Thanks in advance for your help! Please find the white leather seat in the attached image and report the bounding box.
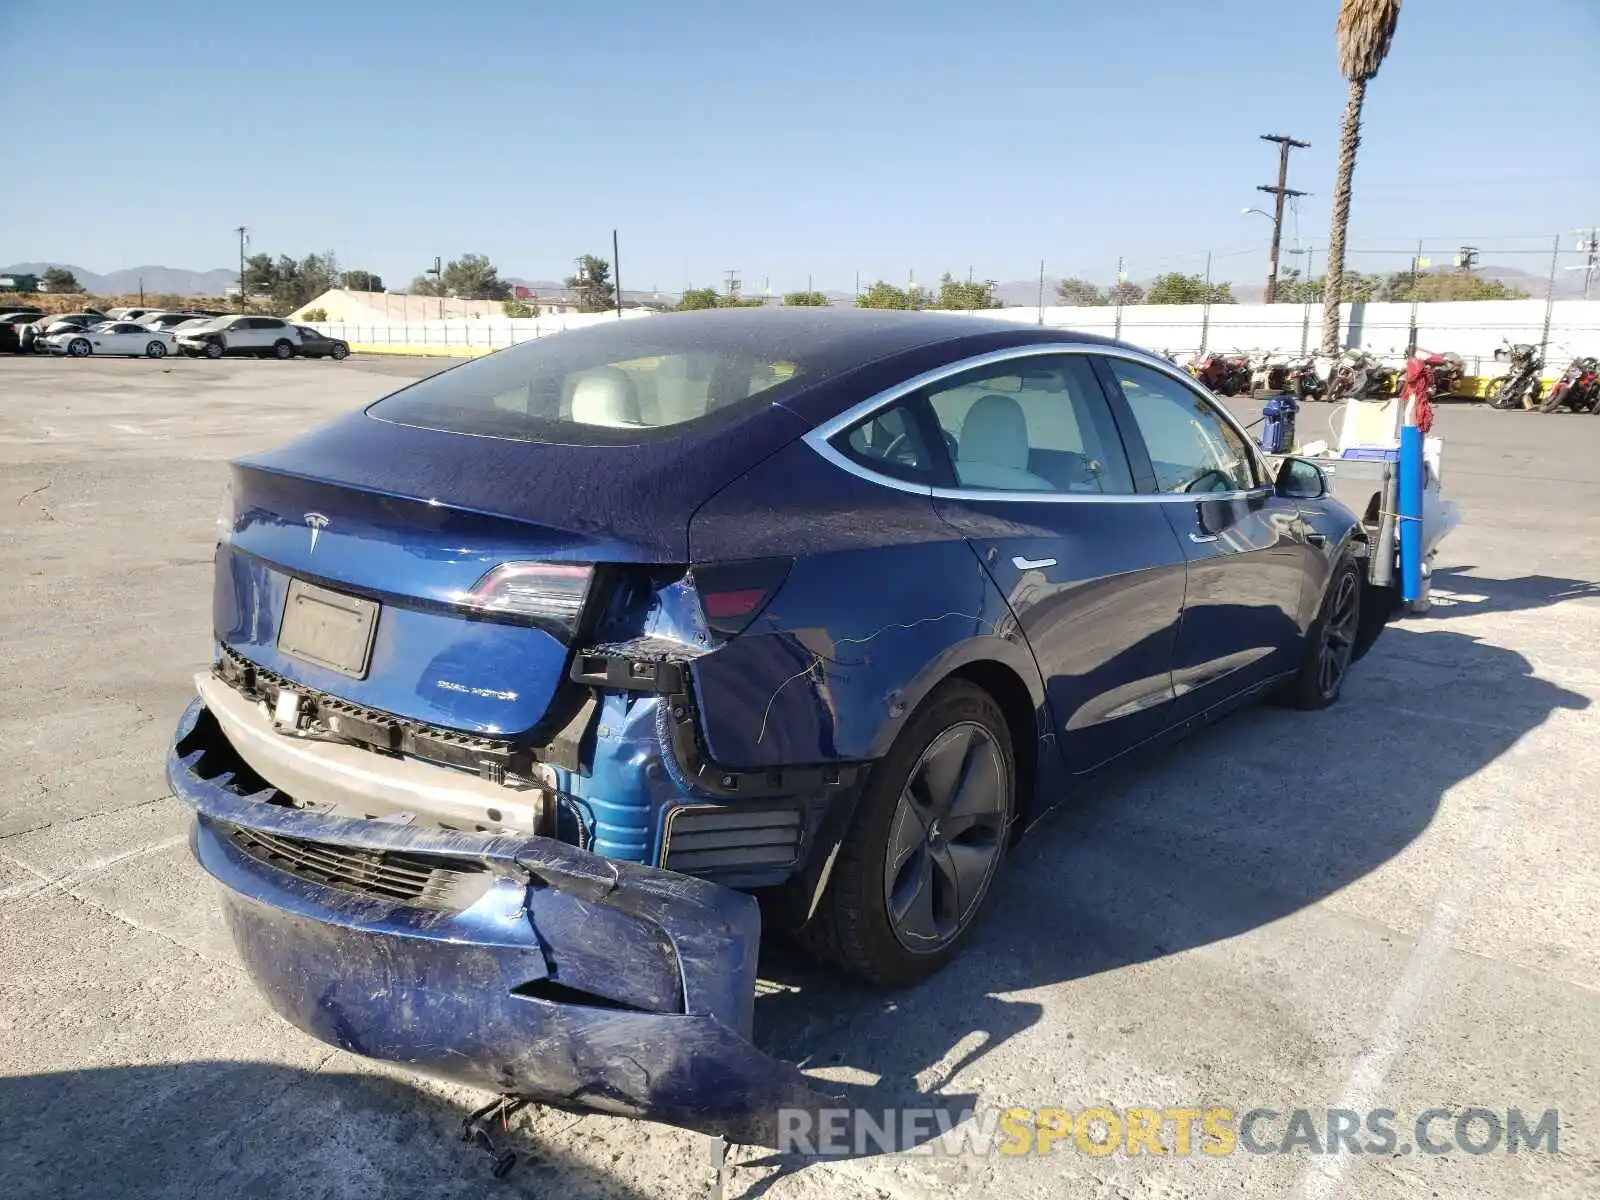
[570,368,642,427]
[957,394,1054,491]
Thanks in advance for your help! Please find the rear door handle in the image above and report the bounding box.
[1012,556,1057,570]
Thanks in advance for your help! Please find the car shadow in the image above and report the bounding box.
[1427,566,1600,616]
[0,1062,660,1200]
[739,623,1587,1189]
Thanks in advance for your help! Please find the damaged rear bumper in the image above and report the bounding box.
[167,699,833,1145]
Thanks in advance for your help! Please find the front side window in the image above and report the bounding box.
[924,354,1134,494]
[1106,359,1257,494]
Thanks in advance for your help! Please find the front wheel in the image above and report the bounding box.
[145,340,167,359]
[68,338,91,357]
[330,343,349,361]
[1281,555,1362,710]
[798,680,1014,986]
[203,340,224,359]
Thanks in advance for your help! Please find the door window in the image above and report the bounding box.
[924,355,1133,494]
[1105,360,1258,493]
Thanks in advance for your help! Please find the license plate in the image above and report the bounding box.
[277,580,379,678]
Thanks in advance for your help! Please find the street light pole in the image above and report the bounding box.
[1257,134,1309,303]
[235,226,248,311]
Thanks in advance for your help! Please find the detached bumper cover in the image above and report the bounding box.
[168,700,833,1144]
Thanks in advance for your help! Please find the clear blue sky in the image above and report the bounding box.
[1,0,1595,292]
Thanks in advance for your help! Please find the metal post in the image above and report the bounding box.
[1199,251,1213,354]
[1036,260,1045,326]
[1539,233,1561,361]
[612,230,623,318]
[1113,256,1125,341]
[1406,238,1423,356]
[1301,244,1314,354]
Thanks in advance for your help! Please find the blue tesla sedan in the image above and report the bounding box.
[169,309,1391,1144]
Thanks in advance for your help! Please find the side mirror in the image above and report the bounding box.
[1276,456,1327,500]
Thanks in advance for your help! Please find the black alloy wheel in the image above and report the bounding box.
[1282,555,1362,710]
[799,679,1014,986]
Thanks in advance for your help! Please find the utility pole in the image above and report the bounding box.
[1569,228,1599,300]
[724,269,740,301]
[612,229,622,318]
[1456,245,1480,272]
[1257,134,1309,303]
[235,226,248,311]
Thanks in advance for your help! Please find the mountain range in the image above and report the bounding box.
[2,263,240,296]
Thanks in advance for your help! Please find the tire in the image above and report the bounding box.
[1539,384,1568,414]
[1281,554,1362,711]
[330,343,348,361]
[145,340,167,359]
[798,679,1014,987]
[68,338,91,357]
[203,340,224,359]
[272,339,294,359]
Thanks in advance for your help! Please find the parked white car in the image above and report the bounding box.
[177,315,304,359]
[46,321,178,359]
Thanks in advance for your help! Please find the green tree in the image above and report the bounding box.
[933,273,1000,310]
[1144,273,1235,304]
[40,267,84,294]
[565,254,616,312]
[300,308,329,323]
[782,290,830,306]
[502,298,536,317]
[677,287,721,311]
[1108,280,1145,305]
[1322,0,1403,353]
[856,280,934,309]
[1055,277,1106,305]
[342,269,384,292]
[441,254,509,301]
[410,273,446,297]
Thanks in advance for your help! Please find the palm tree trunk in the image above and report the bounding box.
[1320,76,1367,355]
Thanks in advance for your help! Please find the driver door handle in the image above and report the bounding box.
[1012,556,1057,571]
[1189,532,1218,544]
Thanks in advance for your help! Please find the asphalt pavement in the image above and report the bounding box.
[0,353,1596,1199]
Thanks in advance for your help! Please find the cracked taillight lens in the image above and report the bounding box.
[461,561,593,636]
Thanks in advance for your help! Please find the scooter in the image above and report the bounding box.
[1329,349,1395,401]
[1489,342,1544,410]
[1415,350,1465,399]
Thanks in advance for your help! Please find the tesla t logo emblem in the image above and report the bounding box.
[303,512,330,553]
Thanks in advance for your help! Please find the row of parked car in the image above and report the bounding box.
[0,305,351,361]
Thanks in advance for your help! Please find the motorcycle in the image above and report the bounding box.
[1539,356,1600,414]
[1329,349,1396,401]
[1415,349,1465,399]
[1188,351,1252,396]
[1489,342,1544,410]
[1284,354,1328,402]
[1249,352,1293,395]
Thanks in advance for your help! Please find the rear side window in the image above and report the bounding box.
[370,327,805,443]
[837,401,940,484]
[925,354,1134,494]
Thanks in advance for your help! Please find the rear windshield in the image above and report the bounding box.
[368,321,803,443]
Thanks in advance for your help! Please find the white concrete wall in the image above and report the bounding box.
[312,300,1600,374]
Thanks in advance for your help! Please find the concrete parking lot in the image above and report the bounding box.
[1,352,1597,1199]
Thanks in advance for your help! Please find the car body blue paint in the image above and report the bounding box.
[171,311,1379,1134]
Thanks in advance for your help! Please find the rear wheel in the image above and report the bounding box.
[799,680,1014,986]
[1281,555,1362,710]
[145,340,167,359]
[273,339,294,359]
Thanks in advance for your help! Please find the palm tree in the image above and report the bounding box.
[1320,0,1403,354]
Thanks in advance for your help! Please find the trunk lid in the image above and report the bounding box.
[216,407,805,734]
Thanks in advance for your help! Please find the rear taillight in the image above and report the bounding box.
[692,557,792,637]
[460,561,594,637]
